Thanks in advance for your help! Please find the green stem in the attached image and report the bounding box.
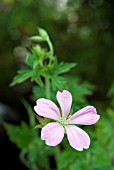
[55,146,61,167]
[20,149,39,170]
[45,78,50,99]
[47,38,54,65]
[22,99,36,128]
[19,149,30,169]
[47,38,54,56]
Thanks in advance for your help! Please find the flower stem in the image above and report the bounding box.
[46,37,54,64]
[45,78,50,99]
[47,38,54,56]
[56,145,60,157]
[20,149,40,170]
[19,149,30,169]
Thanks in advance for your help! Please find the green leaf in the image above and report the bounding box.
[30,36,45,42]
[67,77,94,104]
[54,62,76,75]
[57,150,76,170]
[4,122,34,149]
[32,86,46,99]
[32,45,45,58]
[27,138,53,170]
[32,85,56,101]
[38,28,49,39]
[31,45,47,68]
[69,161,81,170]
[22,99,36,128]
[91,142,111,168]
[28,147,50,170]
[52,76,66,90]
[40,65,52,78]
[10,70,33,86]
[25,53,34,68]
[31,72,44,87]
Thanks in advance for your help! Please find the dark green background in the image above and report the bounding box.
[0,0,114,169]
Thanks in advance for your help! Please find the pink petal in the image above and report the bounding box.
[41,122,64,146]
[34,98,60,120]
[57,90,72,117]
[69,106,100,125]
[65,125,90,151]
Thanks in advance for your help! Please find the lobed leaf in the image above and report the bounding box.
[57,150,76,170]
[52,75,67,90]
[25,53,34,68]
[10,70,33,86]
[31,74,44,87]
[54,62,76,75]
[4,122,34,149]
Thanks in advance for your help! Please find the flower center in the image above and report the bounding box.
[59,117,68,126]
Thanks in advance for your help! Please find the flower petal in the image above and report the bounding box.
[65,125,90,151]
[57,90,72,117]
[41,122,64,146]
[69,106,100,125]
[34,98,60,120]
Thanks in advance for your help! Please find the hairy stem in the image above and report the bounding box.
[55,146,61,166]
[45,78,50,99]
[47,38,54,56]
[20,149,39,170]
[19,149,30,169]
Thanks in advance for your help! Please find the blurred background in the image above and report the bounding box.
[0,0,114,169]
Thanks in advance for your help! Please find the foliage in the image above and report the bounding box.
[10,28,76,90]
[1,0,114,98]
[0,0,114,169]
[4,122,34,149]
[5,100,55,170]
[56,106,114,170]
[3,25,114,170]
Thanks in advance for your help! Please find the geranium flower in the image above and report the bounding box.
[34,90,100,151]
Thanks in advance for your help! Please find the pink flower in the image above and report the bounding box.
[34,90,100,151]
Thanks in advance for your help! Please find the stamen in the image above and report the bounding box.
[59,117,68,126]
